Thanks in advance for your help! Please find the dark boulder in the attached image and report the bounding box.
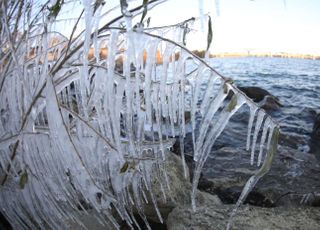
[309,113,320,160]
[238,86,275,103]
[238,86,282,110]
[311,113,320,138]
[259,95,282,110]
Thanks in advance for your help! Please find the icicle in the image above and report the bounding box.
[267,123,276,151]
[168,85,176,137]
[177,58,188,178]
[93,4,102,61]
[198,0,205,31]
[199,93,246,168]
[227,126,279,230]
[190,65,205,151]
[250,110,265,165]
[80,0,94,118]
[257,117,271,166]
[153,84,166,159]
[192,91,246,210]
[246,104,258,151]
[214,0,221,16]
[83,0,93,53]
[133,34,145,146]
[200,73,219,115]
[178,54,190,138]
[131,177,144,213]
[106,30,120,147]
[124,15,137,159]
[144,41,158,124]
[159,45,173,119]
[194,86,227,162]
[171,56,180,124]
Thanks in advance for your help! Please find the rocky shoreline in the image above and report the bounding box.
[144,144,320,230]
[160,145,320,230]
[163,86,320,229]
[66,147,320,229]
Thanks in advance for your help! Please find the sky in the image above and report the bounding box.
[56,0,320,55]
[147,0,320,55]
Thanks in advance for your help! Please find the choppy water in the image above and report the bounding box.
[209,57,320,152]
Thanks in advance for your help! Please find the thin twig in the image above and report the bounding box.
[59,104,117,151]
[143,17,196,31]
[64,9,84,58]
[12,0,24,41]
[0,140,20,186]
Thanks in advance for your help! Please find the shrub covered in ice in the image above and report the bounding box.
[0,0,279,229]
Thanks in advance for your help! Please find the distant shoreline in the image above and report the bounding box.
[209,53,320,60]
[190,50,320,60]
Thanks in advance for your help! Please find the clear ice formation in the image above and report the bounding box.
[0,0,279,229]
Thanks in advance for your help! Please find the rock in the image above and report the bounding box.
[238,86,282,110]
[199,146,320,207]
[66,211,115,230]
[143,151,221,223]
[259,95,282,110]
[279,133,308,150]
[166,204,320,230]
[309,113,320,160]
[238,86,276,103]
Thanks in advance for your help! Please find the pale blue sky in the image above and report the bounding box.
[57,0,320,55]
[148,0,320,54]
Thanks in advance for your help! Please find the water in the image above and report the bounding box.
[208,57,320,152]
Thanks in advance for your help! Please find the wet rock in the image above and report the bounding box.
[309,113,320,160]
[259,95,282,110]
[166,204,320,230]
[120,217,167,230]
[238,86,282,110]
[302,107,318,119]
[238,86,277,103]
[279,133,308,150]
[199,146,320,207]
[198,179,275,208]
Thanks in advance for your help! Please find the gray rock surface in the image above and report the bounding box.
[237,86,282,111]
[309,113,320,160]
[144,151,221,223]
[167,204,320,230]
[199,146,320,207]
